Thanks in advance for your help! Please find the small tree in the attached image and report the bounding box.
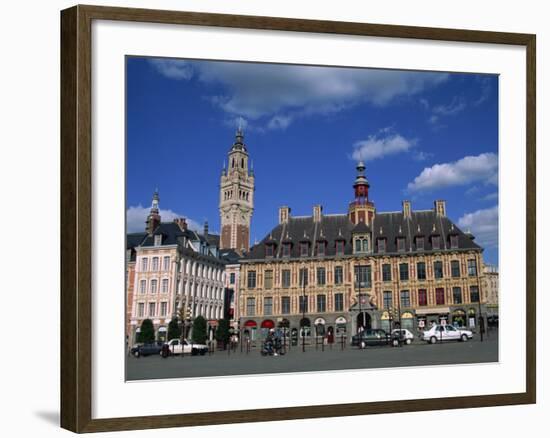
[167,317,180,341]
[215,318,231,348]
[192,315,207,344]
[138,319,155,343]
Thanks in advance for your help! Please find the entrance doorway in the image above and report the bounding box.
[357,312,372,331]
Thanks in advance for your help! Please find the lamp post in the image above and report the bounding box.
[478,297,484,342]
[301,268,306,353]
[357,265,362,335]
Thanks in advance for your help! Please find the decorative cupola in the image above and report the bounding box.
[145,189,161,235]
[348,161,376,226]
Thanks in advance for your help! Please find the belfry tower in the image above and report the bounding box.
[219,128,255,252]
[145,189,161,234]
[348,161,376,226]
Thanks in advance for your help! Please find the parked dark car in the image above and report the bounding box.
[351,329,400,348]
[130,342,163,357]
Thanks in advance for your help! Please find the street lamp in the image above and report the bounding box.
[357,264,362,335]
[301,268,306,353]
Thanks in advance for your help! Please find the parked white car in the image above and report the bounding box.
[391,329,415,345]
[422,324,473,344]
[164,339,208,355]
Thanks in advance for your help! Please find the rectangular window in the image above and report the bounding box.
[416,236,425,250]
[418,289,427,306]
[160,302,167,316]
[468,259,478,276]
[450,235,459,249]
[282,269,291,288]
[382,264,392,282]
[317,267,326,285]
[383,291,393,309]
[150,279,158,294]
[163,256,170,271]
[451,260,461,278]
[299,295,308,313]
[334,293,344,312]
[149,302,156,317]
[265,244,274,257]
[334,266,343,285]
[400,290,411,307]
[161,278,169,293]
[245,297,255,316]
[453,287,462,304]
[434,261,444,279]
[399,263,409,281]
[470,286,480,302]
[317,242,325,256]
[417,262,426,280]
[354,265,371,288]
[141,258,148,272]
[140,279,146,294]
[138,302,145,317]
[247,271,257,289]
[436,287,445,305]
[300,242,309,257]
[229,272,236,284]
[152,257,159,271]
[264,270,273,289]
[378,238,386,253]
[299,268,308,287]
[281,296,291,314]
[397,237,406,252]
[282,243,291,257]
[264,297,273,315]
[432,235,440,249]
[336,240,345,256]
[317,294,326,312]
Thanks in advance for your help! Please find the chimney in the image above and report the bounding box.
[279,206,291,224]
[434,200,446,217]
[174,218,188,232]
[402,200,412,219]
[203,220,209,236]
[313,204,323,222]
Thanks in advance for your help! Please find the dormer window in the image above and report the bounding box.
[431,235,441,250]
[336,240,345,256]
[416,236,424,251]
[265,244,274,258]
[354,236,370,254]
[317,241,326,256]
[397,237,406,252]
[282,243,291,257]
[450,234,459,249]
[378,238,386,253]
[300,242,309,257]
[154,234,162,246]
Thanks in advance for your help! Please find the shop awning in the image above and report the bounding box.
[415,307,450,315]
[244,320,257,327]
[261,319,275,329]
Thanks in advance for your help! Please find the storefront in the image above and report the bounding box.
[242,320,257,340]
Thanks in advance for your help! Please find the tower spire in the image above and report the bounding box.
[146,189,161,234]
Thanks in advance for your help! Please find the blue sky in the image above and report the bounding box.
[126,57,499,265]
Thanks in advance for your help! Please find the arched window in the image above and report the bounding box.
[241,158,244,168]
[362,238,369,252]
[231,158,235,168]
[355,239,362,252]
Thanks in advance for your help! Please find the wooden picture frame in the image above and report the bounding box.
[60,4,536,433]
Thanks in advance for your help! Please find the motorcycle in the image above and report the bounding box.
[260,337,285,356]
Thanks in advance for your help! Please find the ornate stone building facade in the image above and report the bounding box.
[219,128,255,253]
[127,192,226,343]
[239,163,488,342]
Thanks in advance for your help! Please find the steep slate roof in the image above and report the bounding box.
[244,210,481,261]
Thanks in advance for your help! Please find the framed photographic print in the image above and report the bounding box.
[60,4,536,433]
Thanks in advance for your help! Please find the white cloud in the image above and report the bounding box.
[407,152,498,193]
[267,115,293,130]
[458,206,498,248]
[351,132,416,162]
[149,58,448,129]
[433,97,466,116]
[473,77,492,106]
[148,59,193,80]
[126,204,201,233]
[482,192,499,201]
